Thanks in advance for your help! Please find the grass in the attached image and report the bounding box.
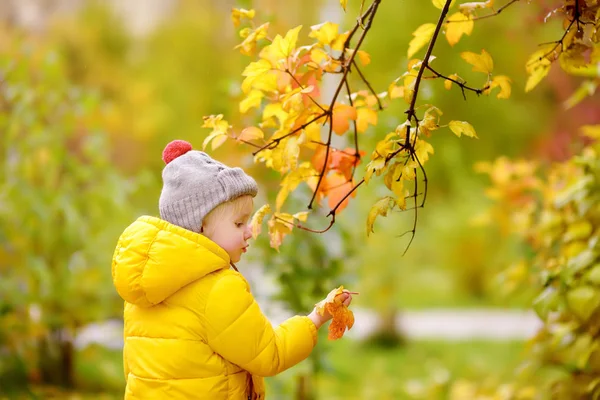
[10,339,525,399]
[267,339,527,399]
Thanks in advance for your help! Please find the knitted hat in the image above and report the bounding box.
[159,140,258,233]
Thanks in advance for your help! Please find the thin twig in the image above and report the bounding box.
[425,65,486,100]
[252,112,326,155]
[285,69,327,113]
[351,60,384,110]
[344,78,361,179]
[446,0,521,23]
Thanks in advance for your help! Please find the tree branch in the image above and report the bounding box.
[351,60,384,110]
[285,69,327,113]
[252,112,326,156]
[425,65,486,100]
[307,0,382,210]
[446,0,521,23]
[344,78,361,179]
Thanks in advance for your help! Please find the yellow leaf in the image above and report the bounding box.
[581,125,600,140]
[444,73,460,90]
[340,0,348,11]
[231,8,255,27]
[331,30,350,51]
[239,89,264,113]
[525,65,551,92]
[420,106,442,136]
[293,211,310,222]
[356,108,378,133]
[302,122,322,149]
[364,157,386,184]
[309,22,340,46]
[367,196,393,236]
[445,13,473,47]
[388,80,405,99]
[283,136,300,172]
[241,59,273,93]
[211,135,227,150]
[414,139,435,164]
[267,214,293,250]
[357,50,371,66]
[203,131,226,151]
[250,204,272,239]
[461,49,494,74]
[526,44,556,74]
[449,120,478,138]
[276,163,316,210]
[262,103,288,129]
[408,23,436,58]
[235,22,270,56]
[432,0,456,8]
[238,126,264,141]
[202,114,229,133]
[491,75,512,99]
[242,59,272,78]
[271,25,303,59]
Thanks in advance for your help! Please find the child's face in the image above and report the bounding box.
[203,201,253,263]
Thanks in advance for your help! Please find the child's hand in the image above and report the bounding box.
[308,290,354,329]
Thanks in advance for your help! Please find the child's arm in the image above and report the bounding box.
[204,273,320,377]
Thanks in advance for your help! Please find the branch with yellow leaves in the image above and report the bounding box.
[307,0,382,210]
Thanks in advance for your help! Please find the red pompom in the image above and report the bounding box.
[162,140,193,164]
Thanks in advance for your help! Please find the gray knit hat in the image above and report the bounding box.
[158,140,258,232]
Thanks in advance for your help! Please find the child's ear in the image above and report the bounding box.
[200,225,204,233]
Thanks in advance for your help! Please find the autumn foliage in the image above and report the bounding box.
[203,0,528,252]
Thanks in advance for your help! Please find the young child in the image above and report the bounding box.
[112,140,353,400]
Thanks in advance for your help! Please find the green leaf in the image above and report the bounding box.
[533,287,560,321]
[567,286,600,322]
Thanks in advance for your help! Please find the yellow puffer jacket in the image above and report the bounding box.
[112,216,318,399]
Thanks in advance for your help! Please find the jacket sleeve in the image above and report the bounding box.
[204,273,318,377]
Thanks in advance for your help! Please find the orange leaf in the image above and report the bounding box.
[325,173,356,212]
[315,286,355,340]
[331,104,357,135]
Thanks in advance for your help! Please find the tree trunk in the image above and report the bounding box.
[367,308,405,348]
[38,329,74,388]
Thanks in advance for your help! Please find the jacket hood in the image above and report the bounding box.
[112,216,229,307]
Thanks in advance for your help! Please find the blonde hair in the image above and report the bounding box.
[202,195,253,237]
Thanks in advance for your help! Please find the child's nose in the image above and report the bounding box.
[244,224,252,240]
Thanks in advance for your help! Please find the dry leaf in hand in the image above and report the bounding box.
[315,286,355,340]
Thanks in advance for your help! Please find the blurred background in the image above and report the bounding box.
[1,0,599,399]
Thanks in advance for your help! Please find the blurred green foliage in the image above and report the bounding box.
[0,30,146,392]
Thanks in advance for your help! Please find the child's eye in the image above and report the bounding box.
[235,222,245,228]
